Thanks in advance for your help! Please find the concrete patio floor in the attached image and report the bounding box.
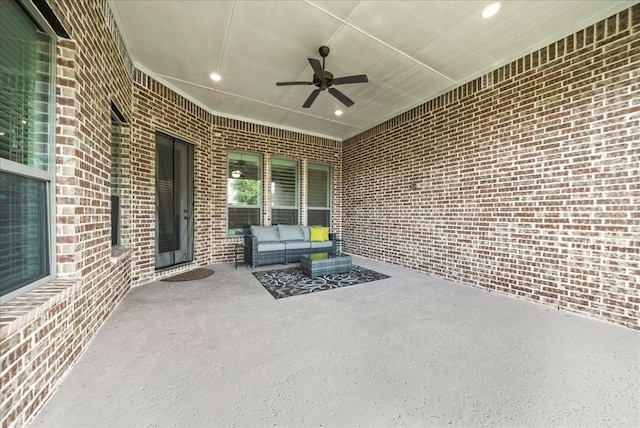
[30,256,639,427]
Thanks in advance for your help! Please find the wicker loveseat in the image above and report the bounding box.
[244,224,336,268]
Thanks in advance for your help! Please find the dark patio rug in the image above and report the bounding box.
[252,265,389,299]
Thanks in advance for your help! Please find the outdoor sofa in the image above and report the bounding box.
[244,224,336,267]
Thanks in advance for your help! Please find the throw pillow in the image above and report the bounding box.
[309,226,329,242]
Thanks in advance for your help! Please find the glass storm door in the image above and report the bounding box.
[155,133,194,269]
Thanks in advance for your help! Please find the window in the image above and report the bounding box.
[271,157,298,225]
[307,163,331,226]
[227,151,261,236]
[110,104,127,247]
[0,0,54,299]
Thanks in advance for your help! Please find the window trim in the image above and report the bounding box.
[226,150,262,236]
[307,162,332,226]
[110,103,128,248]
[270,156,299,225]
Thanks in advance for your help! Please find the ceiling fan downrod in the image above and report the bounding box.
[319,45,330,70]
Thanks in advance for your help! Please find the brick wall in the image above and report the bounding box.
[1,1,133,426]
[130,71,342,285]
[343,5,639,329]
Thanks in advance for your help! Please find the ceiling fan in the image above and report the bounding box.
[276,46,369,108]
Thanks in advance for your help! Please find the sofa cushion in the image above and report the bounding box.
[251,225,279,242]
[256,241,285,252]
[300,226,310,241]
[310,226,329,242]
[278,224,304,241]
[283,240,311,250]
[310,240,333,249]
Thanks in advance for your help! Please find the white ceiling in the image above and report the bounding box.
[109,0,634,141]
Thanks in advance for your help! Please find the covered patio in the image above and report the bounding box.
[31,256,639,427]
[1,1,638,426]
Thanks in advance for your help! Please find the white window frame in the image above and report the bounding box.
[227,150,262,236]
[306,162,332,227]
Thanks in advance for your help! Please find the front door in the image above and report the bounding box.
[155,132,194,269]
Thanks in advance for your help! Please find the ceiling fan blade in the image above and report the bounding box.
[302,89,321,108]
[328,87,354,107]
[333,74,369,85]
[276,81,314,86]
[308,58,325,80]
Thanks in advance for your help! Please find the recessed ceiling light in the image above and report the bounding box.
[334,110,343,116]
[210,73,221,82]
[481,2,501,19]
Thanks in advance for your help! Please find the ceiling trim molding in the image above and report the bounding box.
[133,63,344,142]
[155,72,363,134]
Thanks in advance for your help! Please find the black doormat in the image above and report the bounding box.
[162,268,214,282]
[252,265,389,299]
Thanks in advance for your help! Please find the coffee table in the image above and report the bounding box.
[300,252,352,278]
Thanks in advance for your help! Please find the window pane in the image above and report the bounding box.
[271,158,297,207]
[111,195,120,246]
[0,171,49,296]
[111,117,123,246]
[307,163,331,227]
[156,135,177,253]
[271,158,298,225]
[228,152,260,182]
[228,152,261,235]
[308,163,330,208]
[0,0,51,171]
[308,209,330,227]
[228,178,260,205]
[272,208,298,226]
[228,207,260,236]
[0,1,53,298]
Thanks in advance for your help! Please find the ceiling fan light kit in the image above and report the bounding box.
[276,46,369,109]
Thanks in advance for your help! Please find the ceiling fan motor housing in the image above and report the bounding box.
[314,70,333,89]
